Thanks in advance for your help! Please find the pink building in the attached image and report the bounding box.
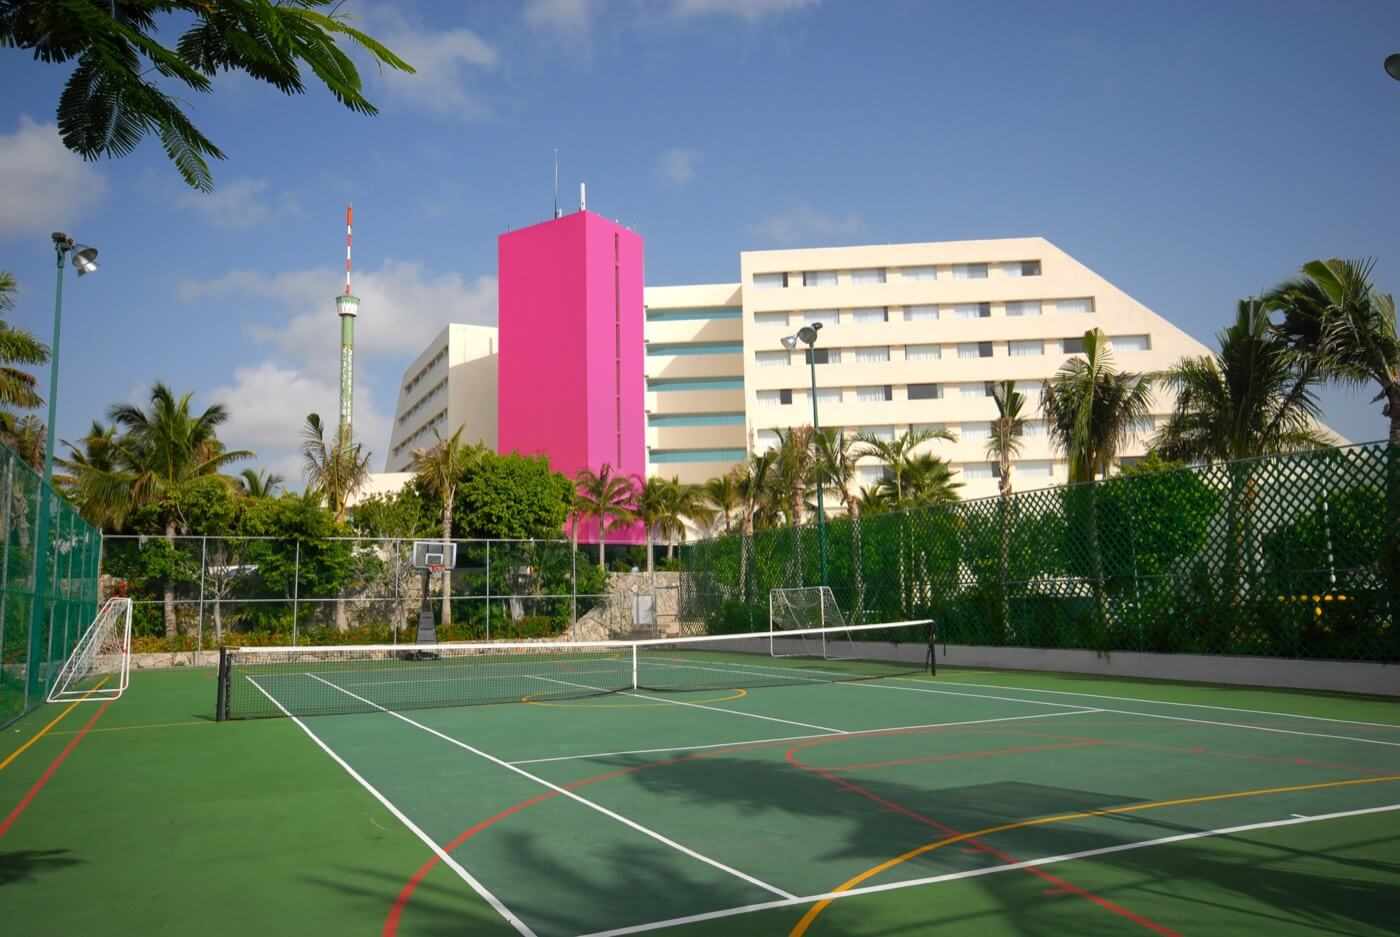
[497,211,646,544]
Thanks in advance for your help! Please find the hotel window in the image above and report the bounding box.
[1022,420,1047,437]
[804,348,839,365]
[904,304,939,322]
[853,345,890,363]
[1015,380,1041,397]
[912,422,947,436]
[850,268,886,286]
[856,385,893,403]
[1062,336,1086,354]
[802,308,838,325]
[1058,298,1095,315]
[755,350,790,367]
[961,463,995,481]
[1022,260,1042,276]
[952,263,989,280]
[961,422,992,442]
[754,311,789,326]
[755,430,780,451]
[780,389,794,405]
[902,266,937,281]
[856,464,889,487]
[815,387,843,404]
[1009,339,1044,358]
[1006,300,1042,318]
[851,306,888,324]
[1113,334,1151,352]
[908,383,941,400]
[756,390,783,407]
[905,344,941,362]
[754,272,788,289]
[957,343,980,360]
[802,270,838,287]
[959,383,986,399]
[948,303,991,320]
[1019,459,1054,478]
[859,425,896,442]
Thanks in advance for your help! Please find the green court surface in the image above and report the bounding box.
[3,660,1399,936]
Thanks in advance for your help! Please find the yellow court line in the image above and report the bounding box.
[0,676,110,773]
[49,719,212,737]
[789,771,1400,936]
[522,689,748,709]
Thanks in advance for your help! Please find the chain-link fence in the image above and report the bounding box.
[100,536,634,650]
[684,443,1400,662]
[0,444,103,729]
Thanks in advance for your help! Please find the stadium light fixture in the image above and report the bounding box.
[1387,54,1400,81]
[779,323,828,585]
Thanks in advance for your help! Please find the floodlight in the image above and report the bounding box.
[72,246,99,276]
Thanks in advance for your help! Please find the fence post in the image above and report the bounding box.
[485,540,491,642]
[392,538,399,646]
[197,535,207,659]
[0,454,12,686]
[571,542,577,634]
[292,540,300,647]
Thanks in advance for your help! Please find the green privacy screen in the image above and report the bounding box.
[0,441,102,729]
[683,443,1399,663]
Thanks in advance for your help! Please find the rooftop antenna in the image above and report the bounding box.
[335,204,360,448]
[579,181,587,213]
[553,149,561,219]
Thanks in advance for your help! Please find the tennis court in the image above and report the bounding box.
[4,616,1399,937]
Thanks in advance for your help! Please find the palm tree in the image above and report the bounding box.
[636,476,671,576]
[573,464,635,569]
[899,453,963,505]
[856,485,893,516]
[1041,329,1155,482]
[73,383,251,636]
[302,413,370,524]
[987,382,1028,498]
[735,450,777,601]
[1154,301,1331,463]
[1267,258,1399,445]
[812,428,866,619]
[669,481,714,561]
[411,427,479,626]
[4,415,45,471]
[770,427,816,527]
[56,421,118,494]
[238,468,285,499]
[852,427,955,504]
[701,471,742,536]
[0,272,48,416]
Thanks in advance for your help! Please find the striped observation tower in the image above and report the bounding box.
[336,205,359,446]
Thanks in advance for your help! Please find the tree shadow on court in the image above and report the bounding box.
[0,849,83,887]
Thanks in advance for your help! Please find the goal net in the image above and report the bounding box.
[768,586,854,660]
[47,597,133,703]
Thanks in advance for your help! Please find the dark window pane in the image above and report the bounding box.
[1063,337,1085,354]
[779,388,793,405]
[882,385,893,401]
[1021,260,1042,276]
[979,341,993,358]
[908,383,941,400]
[807,348,830,365]
[979,302,991,318]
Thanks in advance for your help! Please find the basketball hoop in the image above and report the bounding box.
[428,564,445,577]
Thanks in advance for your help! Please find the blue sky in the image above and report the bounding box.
[1,0,1397,483]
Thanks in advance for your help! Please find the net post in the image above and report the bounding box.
[927,619,937,677]
[215,646,230,721]
[631,644,638,690]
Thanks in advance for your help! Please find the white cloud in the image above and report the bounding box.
[0,116,106,238]
[179,261,497,361]
[174,177,297,229]
[525,0,599,35]
[205,362,393,487]
[367,11,499,119]
[656,147,700,185]
[750,204,865,246]
[671,0,818,19]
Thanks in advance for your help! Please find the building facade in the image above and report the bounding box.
[386,323,499,472]
[389,235,1217,504]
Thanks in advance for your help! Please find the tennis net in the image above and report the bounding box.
[215,619,933,720]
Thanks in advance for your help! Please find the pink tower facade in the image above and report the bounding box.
[497,211,646,544]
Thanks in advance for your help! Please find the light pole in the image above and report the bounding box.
[781,322,828,586]
[27,232,98,702]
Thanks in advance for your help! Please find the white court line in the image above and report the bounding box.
[574,802,1400,937]
[509,709,1104,766]
[243,677,538,937]
[923,678,1400,731]
[527,674,846,734]
[304,672,795,901]
[878,678,1400,749]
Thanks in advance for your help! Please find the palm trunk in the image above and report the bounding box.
[598,522,606,569]
[213,595,222,644]
[1084,488,1110,652]
[441,499,452,628]
[645,525,654,576]
[739,509,753,603]
[848,497,864,624]
[163,519,178,640]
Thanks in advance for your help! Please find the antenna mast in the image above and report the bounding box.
[553,148,561,219]
[335,205,360,447]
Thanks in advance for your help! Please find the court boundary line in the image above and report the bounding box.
[0,699,112,839]
[303,672,797,901]
[0,676,110,772]
[923,677,1400,729]
[527,674,846,734]
[508,709,1104,766]
[243,677,539,937]
[573,801,1400,937]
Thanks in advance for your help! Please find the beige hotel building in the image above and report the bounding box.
[387,236,1215,501]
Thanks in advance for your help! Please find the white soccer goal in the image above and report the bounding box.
[47,597,133,703]
[768,586,854,660]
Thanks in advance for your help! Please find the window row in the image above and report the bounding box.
[751,298,1093,328]
[398,376,448,425]
[752,334,1149,367]
[751,260,1042,290]
[403,345,449,396]
[391,408,449,457]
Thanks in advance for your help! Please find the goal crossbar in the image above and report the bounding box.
[47,597,133,704]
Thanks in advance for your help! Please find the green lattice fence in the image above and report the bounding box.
[682,444,1399,662]
[0,443,103,729]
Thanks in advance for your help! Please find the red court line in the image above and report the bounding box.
[783,737,1180,937]
[382,722,1130,936]
[0,700,112,840]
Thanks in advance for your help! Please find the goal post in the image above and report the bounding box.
[768,586,850,659]
[47,597,133,703]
